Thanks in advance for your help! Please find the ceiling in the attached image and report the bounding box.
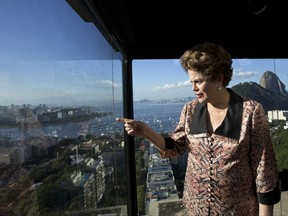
[67,0,288,59]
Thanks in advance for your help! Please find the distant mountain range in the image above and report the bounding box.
[232,71,288,112]
[137,71,288,113]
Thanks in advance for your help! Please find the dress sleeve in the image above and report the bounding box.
[160,102,190,158]
[249,102,281,205]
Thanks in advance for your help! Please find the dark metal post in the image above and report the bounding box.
[123,58,138,215]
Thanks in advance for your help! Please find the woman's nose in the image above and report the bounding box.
[192,84,198,91]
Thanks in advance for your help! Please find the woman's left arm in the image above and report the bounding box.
[249,102,281,207]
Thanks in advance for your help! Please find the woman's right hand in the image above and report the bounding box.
[116,118,147,137]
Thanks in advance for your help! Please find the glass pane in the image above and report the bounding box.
[0,0,125,215]
[133,58,288,215]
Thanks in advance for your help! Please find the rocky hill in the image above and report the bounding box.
[259,71,288,97]
[232,71,288,112]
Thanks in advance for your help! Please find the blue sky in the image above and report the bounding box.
[132,59,288,101]
[0,0,288,105]
[0,0,119,106]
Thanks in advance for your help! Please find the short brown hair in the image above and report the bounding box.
[180,42,233,86]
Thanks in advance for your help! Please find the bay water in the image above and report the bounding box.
[0,101,187,140]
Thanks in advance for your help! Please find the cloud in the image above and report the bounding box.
[94,80,122,88]
[155,80,190,90]
[233,69,259,78]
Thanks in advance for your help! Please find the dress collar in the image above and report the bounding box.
[190,89,243,140]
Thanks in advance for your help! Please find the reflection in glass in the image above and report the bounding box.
[0,1,125,215]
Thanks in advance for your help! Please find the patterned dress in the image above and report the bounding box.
[162,89,280,215]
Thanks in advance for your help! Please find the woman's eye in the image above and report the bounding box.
[190,79,205,85]
[195,80,203,84]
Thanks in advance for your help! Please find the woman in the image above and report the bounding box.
[117,42,280,215]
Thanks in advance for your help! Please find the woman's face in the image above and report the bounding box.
[187,69,221,104]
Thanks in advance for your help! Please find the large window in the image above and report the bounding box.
[0,1,126,215]
[1,1,287,216]
[133,59,288,215]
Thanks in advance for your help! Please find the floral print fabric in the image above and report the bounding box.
[161,89,280,215]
